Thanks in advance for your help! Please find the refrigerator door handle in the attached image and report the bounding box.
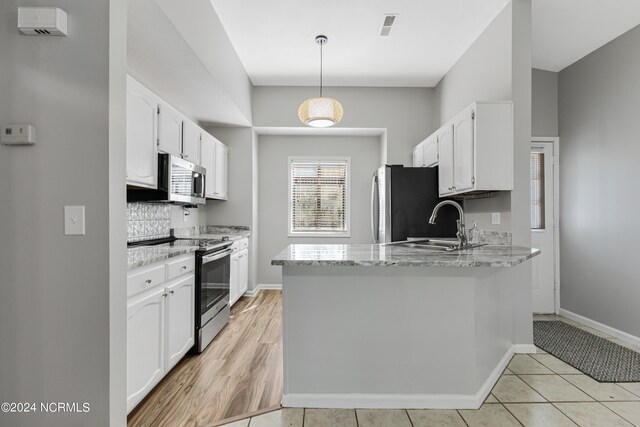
[371,173,379,243]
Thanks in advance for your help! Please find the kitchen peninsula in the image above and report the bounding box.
[272,243,540,409]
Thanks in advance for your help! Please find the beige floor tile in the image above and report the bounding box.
[561,375,640,401]
[604,402,640,426]
[459,404,521,426]
[554,402,633,427]
[220,419,250,427]
[558,318,581,326]
[519,375,593,402]
[504,403,577,427]
[535,347,548,354]
[303,408,356,427]
[504,368,516,375]
[485,394,499,403]
[618,383,640,398]
[406,409,466,427]
[508,355,555,374]
[530,354,582,374]
[250,408,304,427]
[491,375,546,403]
[355,409,412,427]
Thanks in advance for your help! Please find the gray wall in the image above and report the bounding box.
[558,24,640,337]
[258,135,382,284]
[0,0,127,426]
[252,86,438,166]
[532,69,558,136]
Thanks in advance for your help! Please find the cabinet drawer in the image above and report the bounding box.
[166,255,195,281]
[127,264,166,298]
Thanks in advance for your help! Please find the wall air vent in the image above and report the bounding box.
[18,7,68,36]
[380,14,398,37]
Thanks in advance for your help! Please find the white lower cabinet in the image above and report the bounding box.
[126,254,195,413]
[166,275,195,370]
[229,239,249,306]
[127,287,166,412]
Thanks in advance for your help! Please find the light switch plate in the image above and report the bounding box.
[491,212,501,225]
[64,206,85,235]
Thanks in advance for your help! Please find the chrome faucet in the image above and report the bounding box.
[429,200,468,248]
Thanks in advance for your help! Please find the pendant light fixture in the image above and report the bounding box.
[298,35,344,128]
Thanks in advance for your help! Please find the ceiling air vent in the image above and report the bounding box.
[380,14,398,37]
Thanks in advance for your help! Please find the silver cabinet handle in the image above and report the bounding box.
[162,292,168,297]
[145,279,152,284]
[169,290,175,295]
[182,266,187,270]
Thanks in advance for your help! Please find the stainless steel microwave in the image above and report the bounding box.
[127,154,206,205]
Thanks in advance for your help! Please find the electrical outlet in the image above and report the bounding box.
[491,212,501,225]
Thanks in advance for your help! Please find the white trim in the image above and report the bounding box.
[288,156,351,238]
[254,126,386,136]
[531,137,560,314]
[559,308,640,348]
[513,344,537,354]
[282,346,514,410]
[245,284,282,297]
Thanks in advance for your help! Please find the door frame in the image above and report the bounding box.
[531,137,560,314]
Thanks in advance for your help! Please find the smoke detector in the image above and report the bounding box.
[380,14,398,37]
[18,7,68,36]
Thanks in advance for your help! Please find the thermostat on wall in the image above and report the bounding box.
[2,125,36,146]
[18,7,68,36]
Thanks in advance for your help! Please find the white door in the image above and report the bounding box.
[157,103,184,156]
[229,252,239,306]
[182,121,201,165]
[214,141,228,199]
[201,133,215,198]
[531,141,556,313]
[423,136,439,167]
[437,125,454,196]
[238,249,249,298]
[126,77,158,188]
[127,287,166,412]
[453,108,475,192]
[166,275,195,370]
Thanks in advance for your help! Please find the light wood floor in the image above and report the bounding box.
[128,290,283,427]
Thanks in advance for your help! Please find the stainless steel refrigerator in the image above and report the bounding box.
[371,165,458,243]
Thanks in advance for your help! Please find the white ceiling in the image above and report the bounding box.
[210,0,511,87]
[533,0,640,72]
[211,0,640,87]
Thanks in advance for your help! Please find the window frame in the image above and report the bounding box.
[288,156,351,238]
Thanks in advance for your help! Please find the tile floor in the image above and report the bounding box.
[220,315,640,427]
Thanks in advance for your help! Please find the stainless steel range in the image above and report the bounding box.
[128,236,233,353]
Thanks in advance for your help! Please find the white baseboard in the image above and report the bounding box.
[282,346,514,410]
[513,344,537,354]
[559,308,640,348]
[244,283,282,297]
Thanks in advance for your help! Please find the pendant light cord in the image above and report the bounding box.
[319,42,323,97]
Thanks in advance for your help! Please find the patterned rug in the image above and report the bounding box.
[533,321,640,382]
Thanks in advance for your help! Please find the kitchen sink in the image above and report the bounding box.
[383,238,487,252]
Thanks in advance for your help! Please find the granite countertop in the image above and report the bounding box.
[271,244,540,268]
[127,244,199,271]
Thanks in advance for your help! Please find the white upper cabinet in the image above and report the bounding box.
[412,134,438,168]
[412,143,424,167]
[437,125,455,196]
[201,132,216,198]
[182,120,201,165]
[417,102,513,197]
[214,140,228,200]
[157,102,184,157]
[452,108,475,192]
[126,76,159,189]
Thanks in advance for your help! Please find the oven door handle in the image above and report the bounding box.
[202,248,233,264]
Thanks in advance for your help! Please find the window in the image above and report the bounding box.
[289,157,350,237]
[530,151,546,229]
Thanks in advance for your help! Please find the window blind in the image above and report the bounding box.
[530,152,545,230]
[290,160,348,233]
